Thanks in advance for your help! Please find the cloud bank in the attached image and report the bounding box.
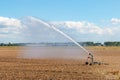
[111,18,120,24]
[51,21,115,35]
[0,16,120,42]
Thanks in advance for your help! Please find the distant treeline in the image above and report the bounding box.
[0,43,25,46]
[80,42,120,46]
[104,42,120,46]
[0,42,120,46]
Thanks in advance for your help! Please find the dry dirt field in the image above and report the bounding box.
[0,46,120,80]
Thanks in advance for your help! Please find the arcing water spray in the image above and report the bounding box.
[37,19,89,54]
[36,19,100,65]
[28,17,101,65]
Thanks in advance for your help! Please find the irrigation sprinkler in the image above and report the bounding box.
[85,53,101,65]
[34,18,104,66]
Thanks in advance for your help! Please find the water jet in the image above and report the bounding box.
[34,18,98,65]
[22,17,101,65]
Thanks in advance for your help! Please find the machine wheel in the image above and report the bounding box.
[89,63,92,65]
[98,62,101,65]
[85,62,89,65]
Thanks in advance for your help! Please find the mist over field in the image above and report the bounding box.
[20,46,87,59]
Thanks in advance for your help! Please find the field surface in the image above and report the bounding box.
[0,46,120,80]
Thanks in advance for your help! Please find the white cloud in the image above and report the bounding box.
[51,21,114,35]
[0,16,25,37]
[111,18,120,24]
[0,34,7,37]
[0,16,23,28]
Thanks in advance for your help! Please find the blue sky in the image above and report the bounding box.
[0,0,120,43]
[0,0,120,21]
